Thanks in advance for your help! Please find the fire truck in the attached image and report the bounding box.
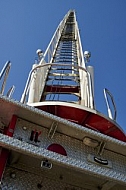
[0,10,126,190]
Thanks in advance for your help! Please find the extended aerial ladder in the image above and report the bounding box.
[21,11,94,108]
[21,10,125,141]
[0,10,126,190]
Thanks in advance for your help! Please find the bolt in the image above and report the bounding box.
[37,183,43,189]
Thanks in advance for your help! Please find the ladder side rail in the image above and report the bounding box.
[75,21,84,105]
[75,18,89,107]
[75,17,94,109]
[74,17,85,68]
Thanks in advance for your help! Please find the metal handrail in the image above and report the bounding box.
[104,88,117,120]
[20,63,94,109]
[7,85,15,98]
[0,61,11,80]
[0,61,11,95]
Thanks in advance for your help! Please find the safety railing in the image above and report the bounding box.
[20,63,94,109]
[0,61,15,98]
[104,88,117,120]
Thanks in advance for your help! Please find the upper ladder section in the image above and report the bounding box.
[21,10,94,109]
[40,11,83,104]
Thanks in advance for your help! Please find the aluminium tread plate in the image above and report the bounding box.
[0,95,126,156]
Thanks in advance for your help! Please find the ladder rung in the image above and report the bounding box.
[45,85,80,93]
[49,73,79,77]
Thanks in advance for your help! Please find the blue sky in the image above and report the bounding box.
[0,1,126,133]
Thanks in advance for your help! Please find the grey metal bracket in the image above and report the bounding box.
[48,121,58,139]
[97,141,106,156]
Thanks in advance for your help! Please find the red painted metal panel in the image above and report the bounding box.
[4,115,17,137]
[36,105,126,142]
[47,143,67,156]
[0,148,9,180]
[45,85,79,93]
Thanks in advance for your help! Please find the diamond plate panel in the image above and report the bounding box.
[0,117,126,189]
[0,132,126,187]
[1,167,88,190]
[14,118,126,177]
